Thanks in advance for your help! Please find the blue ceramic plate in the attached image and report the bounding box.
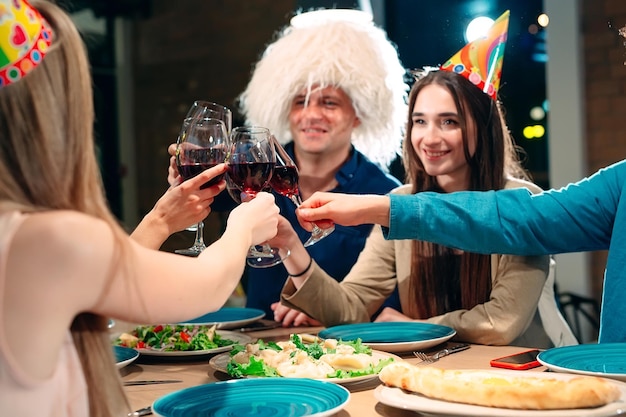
[177,307,265,329]
[318,322,456,353]
[538,343,626,381]
[152,378,350,417]
[114,346,139,369]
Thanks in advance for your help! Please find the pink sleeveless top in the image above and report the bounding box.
[0,211,89,416]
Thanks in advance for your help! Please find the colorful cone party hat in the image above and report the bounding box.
[0,0,53,87]
[440,10,509,100]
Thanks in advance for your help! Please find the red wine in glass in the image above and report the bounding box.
[178,148,227,188]
[227,161,274,196]
[174,117,229,256]
[270,165,299,198]
[268,135,334,247]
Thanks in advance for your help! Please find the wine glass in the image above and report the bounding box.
[269,135,335,247]
[174,117,229,256]
[177,101,232,247]
[185,100,232,131]
[227,126,289,268]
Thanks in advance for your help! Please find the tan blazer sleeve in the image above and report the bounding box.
[280,223,398,325]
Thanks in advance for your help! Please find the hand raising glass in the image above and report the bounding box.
[174,117,229,256]
[227,126,289,268]
[269,135,334,246]
[177,101,233,233]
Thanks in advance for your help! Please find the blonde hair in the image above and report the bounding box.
[0,1,129,415]
[238,16,409,169]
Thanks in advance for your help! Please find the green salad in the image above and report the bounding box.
[114,324,237,352]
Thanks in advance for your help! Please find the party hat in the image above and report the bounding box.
[440,10,509,100]
[0,0,53,87]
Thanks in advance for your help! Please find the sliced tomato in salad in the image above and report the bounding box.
[114,324,237,352]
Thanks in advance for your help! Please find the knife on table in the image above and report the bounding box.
[123,379,182,386]
[432,342,471,359]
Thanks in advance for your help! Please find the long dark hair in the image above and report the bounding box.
[402,70,528,318]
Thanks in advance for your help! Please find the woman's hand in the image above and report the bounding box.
[373,307,414,322]
[227,192,279,246]
[272,302,322,327]
[297,192,391,230]
[266,215,302,250]
[131,164,227,248]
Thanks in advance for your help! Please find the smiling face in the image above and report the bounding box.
[410,84,476,192]
[288,86,360,158]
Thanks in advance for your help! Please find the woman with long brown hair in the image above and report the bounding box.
[0,1,279,416]
[274,70,556,347]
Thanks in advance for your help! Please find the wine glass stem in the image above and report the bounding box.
[290,195,325,236]
[192,221,206,249]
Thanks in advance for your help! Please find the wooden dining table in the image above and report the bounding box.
[118,323,547,416]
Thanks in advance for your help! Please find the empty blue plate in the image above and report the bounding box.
[538,343,626,381]
[318,322,456,353]
[114,346,139,369]
[177,307,265,329]
[152,378,350,417]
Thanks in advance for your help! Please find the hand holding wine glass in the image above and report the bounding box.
[269,135,335,246]
[174,117,229,256]
[227,126,290,268]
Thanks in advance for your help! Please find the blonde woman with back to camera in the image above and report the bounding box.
[0,1,279,416]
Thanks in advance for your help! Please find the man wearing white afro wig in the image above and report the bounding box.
[236,10,408,326]
[238,11,408,169]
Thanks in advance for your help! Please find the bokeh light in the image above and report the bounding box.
[530,106,545,121]
[465,16,495,42]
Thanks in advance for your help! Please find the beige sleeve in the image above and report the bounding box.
[280,224,398,325]
[424,253,550,345]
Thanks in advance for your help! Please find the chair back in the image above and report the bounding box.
[538,258,579,346]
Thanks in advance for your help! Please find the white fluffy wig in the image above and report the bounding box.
[237,15,409,170]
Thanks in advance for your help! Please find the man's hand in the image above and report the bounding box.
[167,143,180,186]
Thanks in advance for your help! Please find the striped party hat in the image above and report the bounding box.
[440,10,509,100]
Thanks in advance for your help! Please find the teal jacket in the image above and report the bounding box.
[385,160,626,343]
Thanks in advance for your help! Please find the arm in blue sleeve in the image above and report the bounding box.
[385,161,625,255]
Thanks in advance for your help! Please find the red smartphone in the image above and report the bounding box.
[489,349,542,370]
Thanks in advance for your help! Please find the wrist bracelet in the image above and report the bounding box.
[288,257,313,278]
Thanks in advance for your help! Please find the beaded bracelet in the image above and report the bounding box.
[288,257,313,277]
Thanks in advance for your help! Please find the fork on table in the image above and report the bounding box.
[413,342,470,365]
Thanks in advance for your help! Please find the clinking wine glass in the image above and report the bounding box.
[185,100,233,131]
[174,117,229,256]
[178,101,232,236]
[269,135,334,247]
[227,126,289,268]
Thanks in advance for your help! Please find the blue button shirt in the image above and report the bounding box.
[214,142,401,318]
